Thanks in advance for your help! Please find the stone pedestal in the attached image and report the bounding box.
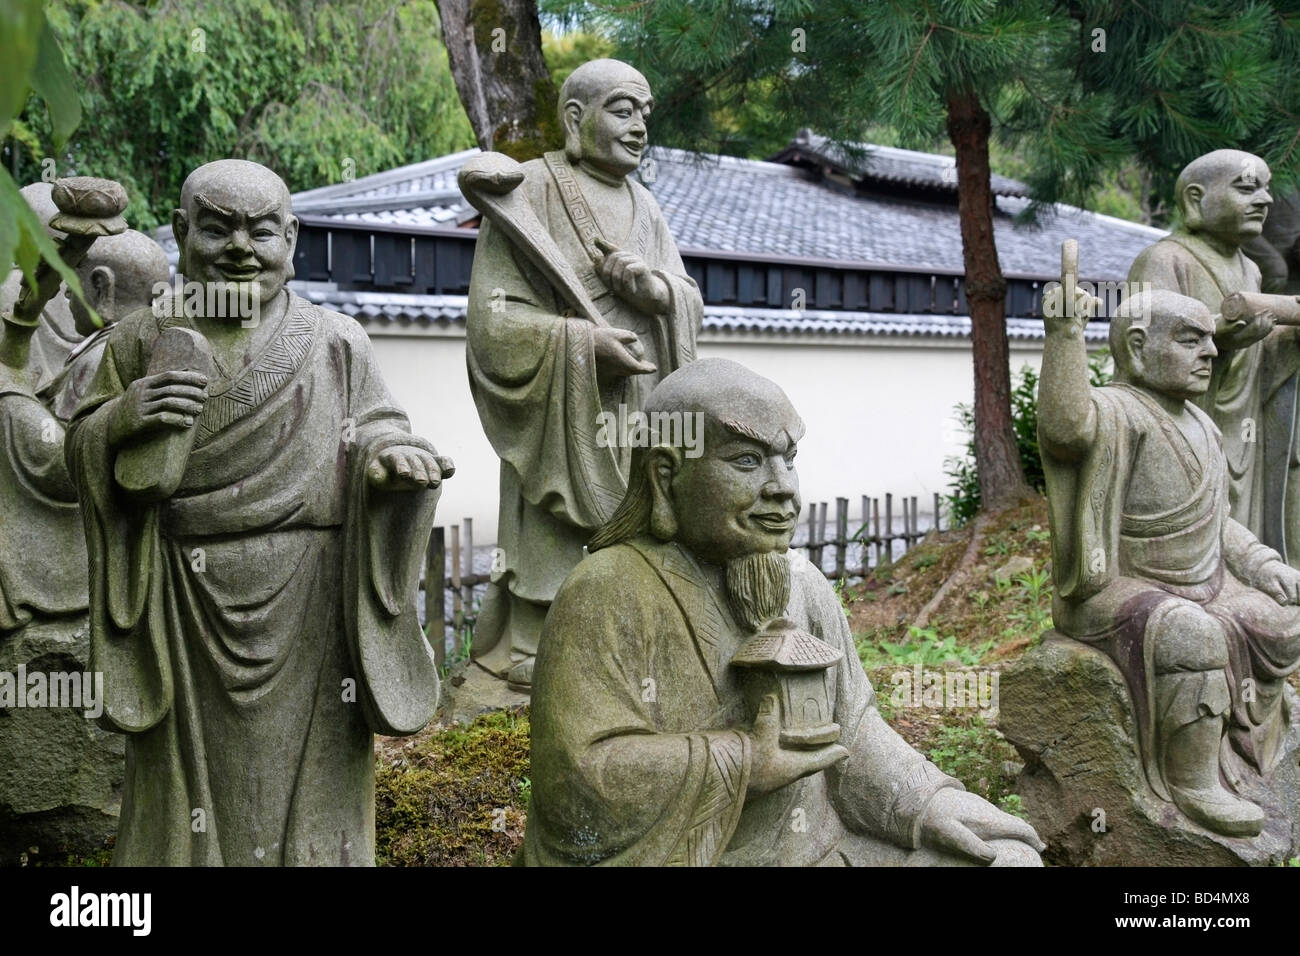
[999,631,1300,866]
[0,617,124,864]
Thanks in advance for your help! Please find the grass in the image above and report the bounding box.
[375,708,530,867]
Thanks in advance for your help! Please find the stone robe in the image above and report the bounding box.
[466,153,701,667]
[66,292,443,866]
[39,323,112,422]
[1043,383,1300,792]
[522,538,1039,867]
[0,372,86,630]
[1129,233,1300,560]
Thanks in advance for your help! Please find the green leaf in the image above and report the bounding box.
[31,14,82,150]
[0,0,43,136]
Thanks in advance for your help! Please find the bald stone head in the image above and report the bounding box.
[559,58,653,178]
[67,229,171,336]
[592,359,805,565]
[1112,289,1218,400]
[18,182,64,240]
[1176,149,1272,246]
[173,159,298,306]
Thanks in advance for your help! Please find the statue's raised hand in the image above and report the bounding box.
[367,445,448,492]
[1041,283,1101,334]
[107,370,208,448]
[746,694,848,796]
[919,787,1045,864]
[593,237,671,315]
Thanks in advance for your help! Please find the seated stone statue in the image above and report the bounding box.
[1038,283,1300,837]
[66,159,452,866]
[521,358,1044,866]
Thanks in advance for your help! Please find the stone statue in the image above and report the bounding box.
[0,183,86,388]
[0,178,135,861]
[1034,252,1300,839]
[521,358,1044,866]
[1245,191,1300,295]
[1128,151,1300,566]
[39,230,170,421]
[65,159,453,866]
[460,57,702,690]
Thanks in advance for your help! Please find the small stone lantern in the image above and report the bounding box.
[731,617,843,748]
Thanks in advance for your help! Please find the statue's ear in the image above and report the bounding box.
[1182,184,1204,230]
[172,209,189,275]
[563,100,584,144]
[284,214,299,280]
[648,445,683,541]
[1126,326,1148,370]
[89,265,114,310]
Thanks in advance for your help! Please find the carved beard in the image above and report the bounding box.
[723,551,792,634]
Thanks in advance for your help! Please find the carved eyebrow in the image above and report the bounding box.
[722,418,768,443]
[604,88,652,111]
[193,195,283,221]
[721,419,800,455]
[193,193,234,217]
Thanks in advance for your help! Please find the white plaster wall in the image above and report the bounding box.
[365,324,1048,542]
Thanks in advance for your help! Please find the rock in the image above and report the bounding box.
[0,617,124,863]
[999,632,1300,866]
[442,661,530,725]
[992,555,1034,584]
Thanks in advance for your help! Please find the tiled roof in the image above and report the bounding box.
[250,139,1162,279]
[303,289,1111,343]
[768,130,1030,197]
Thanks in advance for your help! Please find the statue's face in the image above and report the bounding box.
[177,172,297,307]
[668,418,801,566]
[576,89,651,178]
[1131,308,1218,400]
[1192,158,1272,244]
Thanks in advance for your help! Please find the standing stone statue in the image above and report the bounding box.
[460,58,702,690]
[521,359,1044,866]
[1128,151,1300,565]
[66,159,453,866]
[1029,254,1300,841]
[1245,191,1300,295]
[0,179,142,861]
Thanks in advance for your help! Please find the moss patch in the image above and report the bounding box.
[375,708,530,867]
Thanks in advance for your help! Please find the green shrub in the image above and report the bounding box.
[925,717,1019,806]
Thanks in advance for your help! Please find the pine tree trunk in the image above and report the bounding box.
[434,0,560,161]
[945,87,1032,512]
